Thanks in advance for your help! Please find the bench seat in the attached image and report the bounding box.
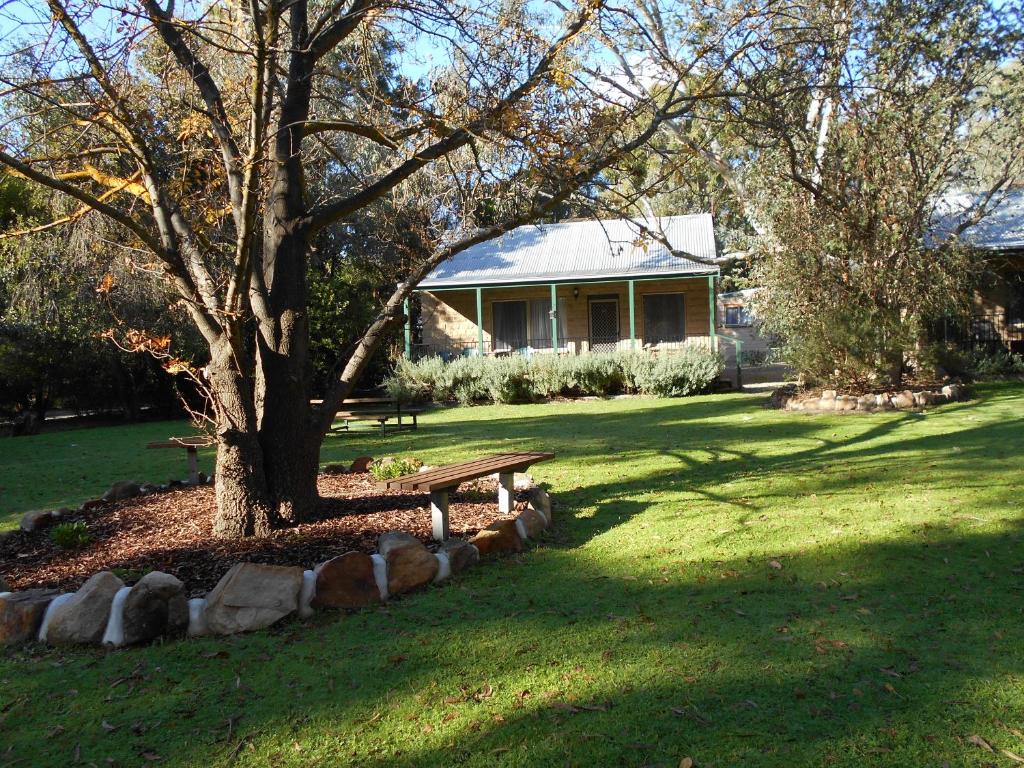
[383,452,554,540]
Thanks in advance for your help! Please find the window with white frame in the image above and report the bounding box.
[643,293,685,344]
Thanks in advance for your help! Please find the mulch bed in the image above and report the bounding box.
[0,473,523,596]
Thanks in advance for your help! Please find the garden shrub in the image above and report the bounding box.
[369,456,424,481]
[49,521,91,550]
[385,348,723,404]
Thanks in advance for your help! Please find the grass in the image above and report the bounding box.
[1,382,1023,767]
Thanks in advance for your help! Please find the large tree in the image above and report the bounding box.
[0,0,771,536]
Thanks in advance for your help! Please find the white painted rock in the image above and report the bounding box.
[47,572,124,645]
[204,563,304,635]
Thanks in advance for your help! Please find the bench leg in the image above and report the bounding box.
[187,447,199,484]
[430,490,450,541]
[498,472,514,514]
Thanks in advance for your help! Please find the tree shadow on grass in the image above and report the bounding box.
[2,384,1022,767]
[4,511,1023,767]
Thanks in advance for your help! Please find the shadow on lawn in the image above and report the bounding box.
[3,385,1023,767]
[7,513,1022,767]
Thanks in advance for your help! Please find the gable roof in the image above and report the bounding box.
[929,188,1024,251]
[419,215,718,289]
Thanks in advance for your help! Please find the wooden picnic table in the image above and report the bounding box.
[383,451,555,540]
[146,436,214,484]
[311,397,426,435]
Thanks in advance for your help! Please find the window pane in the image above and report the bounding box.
[725,306,752,326]
[643,293,685,344]
[530,299,551,346]
[493,301,527,351]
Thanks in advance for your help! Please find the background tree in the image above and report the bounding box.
[0,0,768,536]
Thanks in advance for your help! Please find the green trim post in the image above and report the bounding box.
[403,297,411,358]
[475,287,484,355]
[550,284,559,350]
[707,275,717,352]
[628,279,636,349]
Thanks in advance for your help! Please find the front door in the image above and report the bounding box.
[589,297,619,352]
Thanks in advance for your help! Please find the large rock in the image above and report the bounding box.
[349,456,374,474]
[856,394,876,411]
[122,572,188,645]
[20,509,58,533]
[102,481,142,502]
[528,487,552,524]
[47,571,124,645]
[469,519,524,556]
[313,552,382,609]
[378,532,438,595]
[892,390,916,409]
[0,589,58,645]
[943,383,966,401]
[517,506,547,538]
[441,539,480,574]
[0,575,8,592]
[836,395,858,412]
[204,563,304,635]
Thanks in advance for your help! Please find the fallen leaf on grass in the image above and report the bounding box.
[680,758,694,768]
[967,734,995,753]
[768,560,783,570]
[1003,750,1024,764]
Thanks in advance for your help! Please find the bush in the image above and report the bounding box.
[384,348,723,404]
[369,456,424,481]
[49,521,91,549]
[966,348,1024,377]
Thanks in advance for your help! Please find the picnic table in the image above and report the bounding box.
[382,451,555,540]
[311,397,426,436]
[146,436,214,483]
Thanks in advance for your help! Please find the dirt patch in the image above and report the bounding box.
[0,473,521,596]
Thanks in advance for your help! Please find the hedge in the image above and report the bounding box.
[385,348,723,405]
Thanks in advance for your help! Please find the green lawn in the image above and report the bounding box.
[2,383,1024,767]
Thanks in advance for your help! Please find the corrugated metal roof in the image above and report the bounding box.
[419,215,718,288]
[929,188,1024,251]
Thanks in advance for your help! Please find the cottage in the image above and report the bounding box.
[931,188,1024,353]
[409,215,719,359]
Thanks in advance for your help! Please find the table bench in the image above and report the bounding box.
[312,398,426,436]
[146,436,214,483]
[383,451,555,540]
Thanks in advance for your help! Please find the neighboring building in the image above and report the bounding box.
[716,288,774,363]
[931,188,1024,353]
[411,215,720,358]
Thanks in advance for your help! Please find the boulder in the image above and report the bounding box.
[349,456,374,474]
[81,498,105,511]
[0,589,58,646]
[892,390,916,409]
[817,396,837,411]
[469,519,524,556]
[441,539,480,575]
[875,393,894,410]
[820,389,837,401]
[139,483,159,495]
[517,506,547,539]
[204,563,304,635]
[528,487,552,523]
[19,509,58,533]
[102,481,142,502]
[322,463,349,475]
[836,395,858,412]
[378,532,438,595]
[313,552,382,609]
[46,571,124,645]
[942,383,966,401]
[121,572,189,645]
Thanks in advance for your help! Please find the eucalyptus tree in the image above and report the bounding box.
[0,0,771,536]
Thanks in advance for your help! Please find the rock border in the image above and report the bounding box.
[769,383,969,413]
[0,478,554,649]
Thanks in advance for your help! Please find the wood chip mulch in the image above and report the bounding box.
[0,473,522,596]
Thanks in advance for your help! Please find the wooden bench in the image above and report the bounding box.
[312,398,426,436]
[383,451,554,540]
[146,436,214,483]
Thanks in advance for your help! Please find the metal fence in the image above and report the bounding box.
[409,336,716,361]
[942,311,1024,354]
